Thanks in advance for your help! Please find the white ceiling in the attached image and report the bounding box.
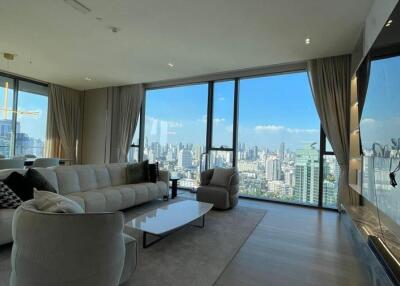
[0,0,374,90]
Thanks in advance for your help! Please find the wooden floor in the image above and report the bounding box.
[213,198,372,286]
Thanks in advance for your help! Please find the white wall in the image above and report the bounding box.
[81,88,112,164]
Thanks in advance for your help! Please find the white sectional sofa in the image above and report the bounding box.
[0,163,169,245]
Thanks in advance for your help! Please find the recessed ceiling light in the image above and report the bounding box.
[168,63,174,67]
[84,77,92,81]
[385,19,393,27]
[305,38,311,45]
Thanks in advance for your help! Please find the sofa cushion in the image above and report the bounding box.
[0,182,23,209]
[156,181,168,196]
[34,190,84,214]
[0,208,15,245]
[148,162,159,183]
[106,164,127,186]
[126,160,149,184]
[95,188,123,212]
[3,172,34,201]
[64,194,85,211]
[0,169,25,181]
[65,191,107,212]
[54,166,80,195]
[99,186,136,210]
[129,183,149,205]
[74,165,98,191]
[26,169,57,193]
[91,165,112,188]
[210,168,235,187]
[34,168,59,193]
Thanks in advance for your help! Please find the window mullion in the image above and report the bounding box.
[11,78,19,157]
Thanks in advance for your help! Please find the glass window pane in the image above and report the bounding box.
[322,154,339,208]
[127,147,139,163]
[238,71,321,206]
[326,136,334,152]
[209,150,233,168]
[212,81,234,148]
[0,76,14,157]
[15,81,48,157]
[132,114,140,146]
[144,84,208,188]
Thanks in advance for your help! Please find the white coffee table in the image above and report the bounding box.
[126,200,213,248]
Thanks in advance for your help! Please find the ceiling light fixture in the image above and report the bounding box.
[168,63,174,67]
[64,0,91,14]
[84,77,92,81]
[305,38,311,45]
[385,19,393,27]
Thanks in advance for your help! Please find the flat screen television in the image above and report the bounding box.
[360,53,400,263]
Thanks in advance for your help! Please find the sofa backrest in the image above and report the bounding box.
[0,163,129,196]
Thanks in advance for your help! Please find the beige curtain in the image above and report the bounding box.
[307,55,351,209]
[110,84,144,163]
[45,84,82,164]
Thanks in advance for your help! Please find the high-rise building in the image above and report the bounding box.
[278,142,285,161]
[265,157,281,181]
[293,143,320,204]
[178,149,193,169]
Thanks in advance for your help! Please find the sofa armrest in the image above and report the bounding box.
[158,170,170,185]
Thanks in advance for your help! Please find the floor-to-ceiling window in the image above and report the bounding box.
[140,68,339,208]
[0,74,48,158]
[128,115,141,163]
[0,75,15,157]
[15,81,48,157]
[237,71,322,206]
[209,80,235,169]
[144,83,208,188]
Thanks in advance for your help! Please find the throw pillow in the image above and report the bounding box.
[127,160,150,184]
[33,189,84,214]
[0,182,23,209]
[148,162,159,183]
[3,172,34,201]
[209,168,235,187]
[25,169,57,193]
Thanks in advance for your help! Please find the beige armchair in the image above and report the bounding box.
[196,168,239,210]
[10,201,136,286]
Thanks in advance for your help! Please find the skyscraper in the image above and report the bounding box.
[278,142,285,161]
[265,157,281,181]
[178,149,193,169]
[293,143,320,204]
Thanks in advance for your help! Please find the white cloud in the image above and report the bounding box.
[361,118,375,125]
[214,117,225,124]
[255,125,318,134]
[255,125,285,132]
[286,128,319,134]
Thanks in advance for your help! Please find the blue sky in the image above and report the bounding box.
[361,55,400,151]
[145,71,321,151]
[0,87,48,141]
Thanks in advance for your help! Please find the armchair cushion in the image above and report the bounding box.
[210,168,235,187]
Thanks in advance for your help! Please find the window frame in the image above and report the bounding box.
[0,71,48,157]
[137,64,338,210]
